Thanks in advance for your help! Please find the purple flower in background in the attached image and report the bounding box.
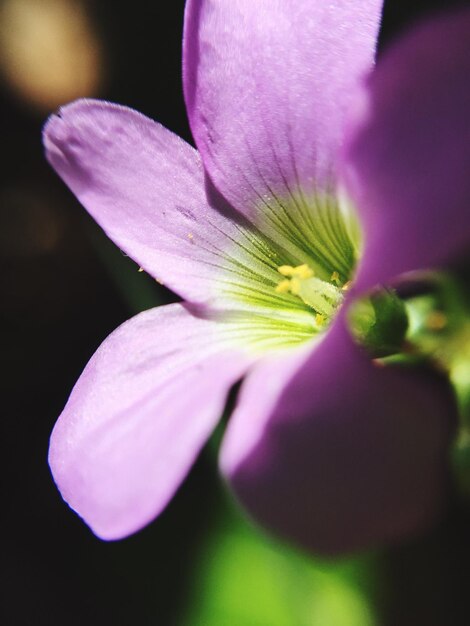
[43,0,469,554]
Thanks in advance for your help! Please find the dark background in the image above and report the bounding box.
[1,1,469,624]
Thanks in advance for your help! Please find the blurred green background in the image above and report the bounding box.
[1,1,470,624]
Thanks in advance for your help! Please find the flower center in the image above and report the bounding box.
[218,191,361,351]
[275,264,348,326]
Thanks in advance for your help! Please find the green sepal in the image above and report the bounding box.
[348,288,409,358]
[402,272,470,497]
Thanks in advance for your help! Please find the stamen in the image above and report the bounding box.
[277,264,314,279]
[294,264,314,279]
[277,265,296,277]
[275,279,291,294]
[290,277,301,295]
[275,263,344,323]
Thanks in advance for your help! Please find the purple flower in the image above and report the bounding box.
[43,1,469,554]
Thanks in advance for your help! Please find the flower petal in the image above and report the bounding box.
[49,303,252,540]
[183,0,382,219]
[221,314,455,555]
[43,99,282,305]
[343,9,470,291]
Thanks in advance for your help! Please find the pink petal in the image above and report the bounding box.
[221,314,455,555]
[43,99,269,305]
[183,0,382,220]
[343,9,470,291]
[49,303,252,540]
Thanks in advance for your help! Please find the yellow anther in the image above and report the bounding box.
[275,279,291,294]
[315,313,326,326]
[294,264,314,279]
[278,263,314,279]
[138,267,144,273]
[187,233,194,240]
[331,271,340,285]
[290,277,301,295]
[342,281,351,291]
[278,265,296,277]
